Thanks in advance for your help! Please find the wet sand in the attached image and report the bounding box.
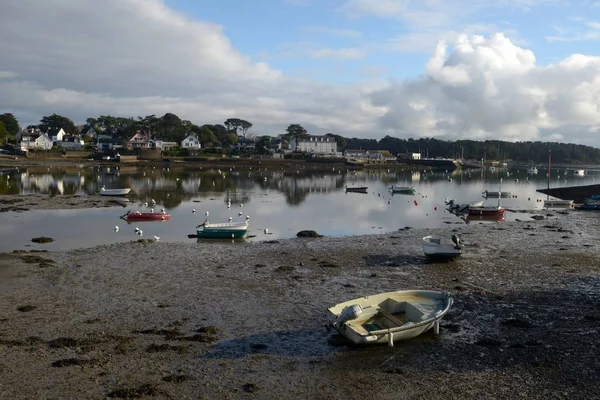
[1,203,600,399]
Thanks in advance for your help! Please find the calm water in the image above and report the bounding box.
[0,164,597,251]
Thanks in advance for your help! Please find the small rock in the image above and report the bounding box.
[296,230,323,238]
[31,236,54,244]
[17,305,36,312]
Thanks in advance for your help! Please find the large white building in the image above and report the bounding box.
[291,135,337,155]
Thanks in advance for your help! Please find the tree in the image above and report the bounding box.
[0,113,19,137]
[223,132,238,146]
[286,124,307,137]
[192,125,216,145]
[39,113,77,135]
[0,122,7,144]
[255,136,272,154]
[240,120,253,138]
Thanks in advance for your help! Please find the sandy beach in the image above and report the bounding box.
[1,195,600,399]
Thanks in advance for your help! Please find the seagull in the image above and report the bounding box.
[150,208,154,213]
[137,230,143,236]
[264,228,269,234]
[192,209,196,213]
[114,226,119,232]
[239,204,243,208]
[153,236,160,242]
[205,211,209,216]
[246,215,250,220]
[229,217,233,221]
[238,211,243,216]
[135,227,140,232]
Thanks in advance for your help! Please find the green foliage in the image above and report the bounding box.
[39,113,77,135]
[286,124,307,137]
[255,136,272,154]
[0,122,7,144]
[224,118,253,137]
[0,113,19,137]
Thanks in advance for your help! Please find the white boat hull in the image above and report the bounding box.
[422,235,461,257]
[328,290,453,346]
[100,188,131,196]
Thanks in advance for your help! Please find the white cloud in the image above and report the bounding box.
[1,1,600,146]
[370,33,600,143]
[546,20,600,42]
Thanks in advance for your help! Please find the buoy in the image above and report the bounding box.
[264,228,269,234]
[434,206,437,211]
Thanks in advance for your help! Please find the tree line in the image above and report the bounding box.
[2,112,600,163]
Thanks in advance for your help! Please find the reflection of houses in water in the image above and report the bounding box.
[225,190,251,205]
[18,172,86,195]
[411,171,420,182]
[277,174,344,193]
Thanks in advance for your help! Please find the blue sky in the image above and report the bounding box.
[166,0,600,81]
[1,0,599,144]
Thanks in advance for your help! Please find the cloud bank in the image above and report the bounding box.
[0,0,599,144]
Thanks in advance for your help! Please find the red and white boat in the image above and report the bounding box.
[467,206,505,216]
[124,211,170,222]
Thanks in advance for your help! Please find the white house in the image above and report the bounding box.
[291,135,337,155]
[46,127,66,143]
[181,134,201,149]
[20,133,53,151]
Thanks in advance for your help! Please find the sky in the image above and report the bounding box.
[0,0,599,145]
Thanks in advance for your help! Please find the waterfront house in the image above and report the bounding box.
[181,134,201,150]
[60,135,85,150]
[20,132,53,151]
[291,135,337,155]
[46,127,65,143]
[127,130,153,149]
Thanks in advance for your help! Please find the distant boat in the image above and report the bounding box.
[389,185,416,194]
[196,220,249,238]
[574,169,585,176]
[422,235,462,258]
[99,186,131,196]
[327,290,453,347]
[345,186,368,193]
[482,190,511,198]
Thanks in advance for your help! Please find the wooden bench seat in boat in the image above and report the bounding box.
[377,308,405,326]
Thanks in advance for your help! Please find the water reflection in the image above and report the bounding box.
[0,164,598,251]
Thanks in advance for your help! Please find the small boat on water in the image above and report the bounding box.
[468,205,506,216]
[344,186,368,193]
[482,190,511,198]
[124,211,170,221]
[196,220,249,238]
[99,186,131,196]
[422,235,462,258]
[445,199,484,213]
[544,199,574,209]
[389,185,416,194]
[328,290,453,347]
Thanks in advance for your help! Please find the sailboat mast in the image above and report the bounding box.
[498,178,502,208]
[547,150,551,201]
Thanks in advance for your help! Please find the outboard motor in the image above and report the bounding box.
[452,234,461,250]
[334,304,363,326]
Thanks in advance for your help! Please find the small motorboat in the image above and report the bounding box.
[99,185,131,196]
[196,220,249,238]
[328,290,453,347]
[124,211,170,221]
[344,186,368,193]
[422,235,462,258]
[445,199,484,213]
[389,185,416,195]
[468,205,506,216]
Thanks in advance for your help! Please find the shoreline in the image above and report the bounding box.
[1,211,600,399]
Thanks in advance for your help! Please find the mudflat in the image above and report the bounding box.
[1,210,600,399]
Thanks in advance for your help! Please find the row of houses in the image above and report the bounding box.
[16,127,394,160]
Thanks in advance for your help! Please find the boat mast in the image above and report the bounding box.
[547,150,551,201]
[498,178,502,208]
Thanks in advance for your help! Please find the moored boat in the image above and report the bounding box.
[422,235,462,258]
[344,186,368,193]
[124,211,170,221]
[328,290,453,347]
[468,205,506,216]
[482,190,511,198]
[196,220,249,238]
[100,186,131,196]
[389,185,416,194]
[544,199,574,209]
[445,199,484,213]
